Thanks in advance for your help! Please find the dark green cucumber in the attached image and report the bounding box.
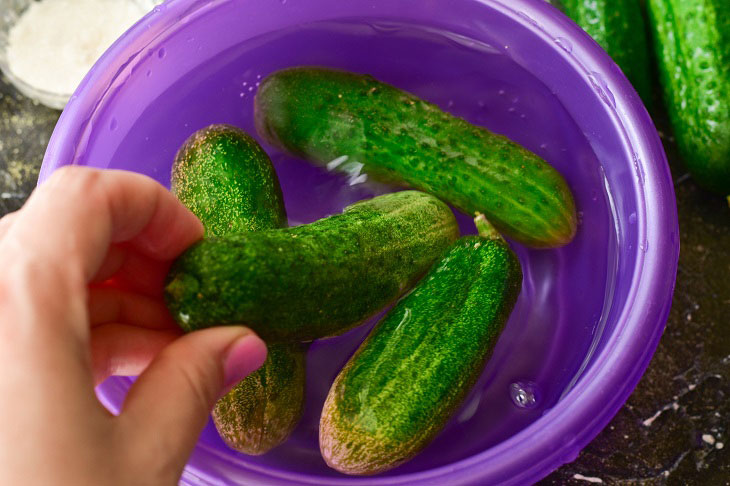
[171,124,286,236]
[647,0,730,194]
[165,190,460,342]
[254,67,576,248]
[550,0,652,104]
[320,214,522,475]
[172,124,305,455]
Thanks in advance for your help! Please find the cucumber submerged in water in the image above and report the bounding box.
[172,124,286,235]
[254,67,577,248]
[172,124,306,455]
[647,0,730,194]
[320,214,522,475]
[164,190,460,342]
[549,0,652,104]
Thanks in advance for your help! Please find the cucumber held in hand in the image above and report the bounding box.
[255,67,576,248]
[172,124,306,455]
[165,190,460,342]
[647,0,730,194]
[320,215,522,475]
[550,0,652,104]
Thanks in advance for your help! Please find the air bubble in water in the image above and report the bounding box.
[158,47,167,59]
[629,212,637,224]
[510,381,539,408]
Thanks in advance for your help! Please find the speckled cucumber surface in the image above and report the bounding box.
[171,124,306,455]
[320,215,522,475]
[165,190,460,342]
[647,0,730,194]
[550,0,652,104]
[254,67,576,248]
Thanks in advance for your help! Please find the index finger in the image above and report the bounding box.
[5,166,203,285]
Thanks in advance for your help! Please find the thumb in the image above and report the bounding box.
[119,326,267,464]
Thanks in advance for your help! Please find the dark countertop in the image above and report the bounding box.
[1,74,727,485]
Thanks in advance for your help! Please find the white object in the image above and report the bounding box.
[4,0,149,106]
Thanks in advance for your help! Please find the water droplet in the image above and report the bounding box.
[629,212,637,224]
[242,81,248,86]
[520,114,527,119]
[539,143,548,150]
[510,381,539,408]
[640,241,649,252]
[248,86,254,92]
[507,107,516,113]
[498,89,506,96]
[158,47,167,59]
[447,100,455,108]
[145,69,152,78]
[517,11,539,27]
[633,153,645,185]
[256,74,262,79]
[587,72,616,108]
[591,189,598,201]
[239,92,245,98]
[109,118,118,131]
[554,37,573,53]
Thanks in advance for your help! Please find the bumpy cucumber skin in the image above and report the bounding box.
[165,190,460,342]
[551,0,652,104]
[254,67,576,248]
[213,342,307,454]
[172,124,286,236]
[320,233,522,475]
[647,0,730,194]
[172,124,305,455]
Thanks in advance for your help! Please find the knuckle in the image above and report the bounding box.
[47,166,104,201]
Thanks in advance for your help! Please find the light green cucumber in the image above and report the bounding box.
[254,67,577,248]
[172,124,305,455]
[164,190,460,342]
[647,0,730,194]
[320,215,522,475]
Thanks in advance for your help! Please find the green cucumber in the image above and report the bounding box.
[171,124,305,455]
[320,214,522,475]
[213,342,307,454]
[549,0,652,104]
[647,0,730,194]
[164,190,460,342]
[171,124,286,235]
[254,67,576,248]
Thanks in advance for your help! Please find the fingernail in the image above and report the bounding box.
[222,331,267,389]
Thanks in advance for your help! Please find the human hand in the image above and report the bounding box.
[0,167,267,486]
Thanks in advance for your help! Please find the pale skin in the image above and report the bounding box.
[0,167,268,486]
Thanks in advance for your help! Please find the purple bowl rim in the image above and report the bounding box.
[40,0,680,484]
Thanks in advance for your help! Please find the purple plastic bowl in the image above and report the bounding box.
[39,0,679,484]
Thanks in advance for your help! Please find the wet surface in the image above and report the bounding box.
[1,71,728,484]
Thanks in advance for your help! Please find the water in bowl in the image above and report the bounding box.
[91,19,617,476]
